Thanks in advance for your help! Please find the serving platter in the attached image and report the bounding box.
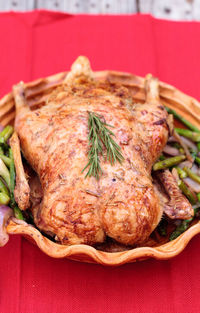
[2,69,200,265]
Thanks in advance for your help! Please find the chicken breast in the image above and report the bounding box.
[13,56,170,246]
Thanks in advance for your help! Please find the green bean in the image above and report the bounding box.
[0,125,13,144]
[197,143,200,151]
[153,155,186,171]
[178,179,196,204]
[0,178,9,195]
[8,148,24,220]
[0,155,11,167]
[175,128,200,142]
[197,193,200,203]
[8,148,15,207]
[195,156,200,165]
[170,220,192,241]
[179,148,185,154]
[183,167,200,184]
[170,207,199,241]
[176,167,187,179]
[13,206,24,220]
[165,107,200,132]
[0,192,10,205]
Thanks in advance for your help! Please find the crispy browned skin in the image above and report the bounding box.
[13,56,169,246]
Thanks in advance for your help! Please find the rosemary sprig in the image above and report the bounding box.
[82,112,124,179]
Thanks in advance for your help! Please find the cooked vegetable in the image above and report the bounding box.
[0,158,10,188]
[167,139,180,147]
[170,219,193,241]
[191,163,200,175]
[0,193,10,205]
[0,127,25,224]
[13,206,24,220]
[163,145,179,156]
[179,148,185,154]
[0,155,11,167]
[153,155,186,171]
[179,136,198,151]
[195,156,200,165]
[0,179,9,196]
[173,131,193,162]
[184,177,200,193]
[178,160,193,169]
[165,107,200,132]
[176,167,187,179]
[166,107,200,242]
[0,125,13,144]
[8,148,24,220]
[170,207,199,241]
[175,128,200,142]
[183,167,200,185]
[177,179,196,204]
[9,149,15,204]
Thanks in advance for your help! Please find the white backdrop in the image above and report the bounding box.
[0,0,200,20]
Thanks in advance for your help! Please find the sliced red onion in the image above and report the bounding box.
[0,205,13,247]
[174,131,193,162]
[179,136,197,152]
[168,136,176,142]
[179,160,193,169]
[184,177,200,193]
[191,164,200,176]
[163,145,179,156]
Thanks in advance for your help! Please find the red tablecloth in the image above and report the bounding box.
[1,10,200,313]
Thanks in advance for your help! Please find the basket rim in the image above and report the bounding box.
[7,219,200,265]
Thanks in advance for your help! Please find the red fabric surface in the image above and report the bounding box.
[0,10,200,313]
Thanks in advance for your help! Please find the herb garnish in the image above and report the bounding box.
[82,112,124,180]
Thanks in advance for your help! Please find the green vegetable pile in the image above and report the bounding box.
[0,125,23,220]
[153,107,200,241]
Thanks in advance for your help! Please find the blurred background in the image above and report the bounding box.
[1,0,200,20]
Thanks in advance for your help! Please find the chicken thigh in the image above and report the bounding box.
[13,56,171,246]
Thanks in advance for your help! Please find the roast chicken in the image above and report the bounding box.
[11,56,193,246]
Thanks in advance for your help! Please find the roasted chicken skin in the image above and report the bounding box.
[13,56,171,246]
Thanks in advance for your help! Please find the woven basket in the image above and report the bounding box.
[2,69,200,265]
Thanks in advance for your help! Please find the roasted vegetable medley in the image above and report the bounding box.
[153,107,200,241]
